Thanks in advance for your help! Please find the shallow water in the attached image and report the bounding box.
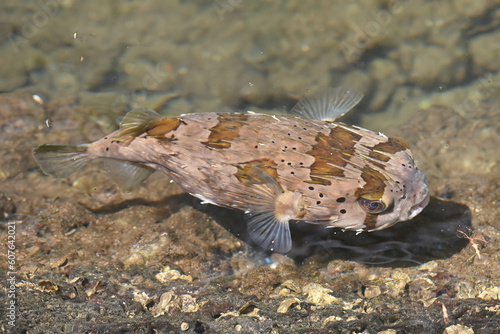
[1,1,499,333]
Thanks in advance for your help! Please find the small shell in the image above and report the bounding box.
[277,297,300,313]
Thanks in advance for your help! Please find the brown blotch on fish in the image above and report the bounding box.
[368,137,410,162]
[307,126,362,179]
[235,159,278,184]
[303,176,332,186]
[355,166,387,200]
[147,118,183,138]
[363,213,379,230]
[202,113,249,149]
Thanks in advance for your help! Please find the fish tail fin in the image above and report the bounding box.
[33,144,91,178]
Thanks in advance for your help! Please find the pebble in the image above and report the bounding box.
[303,283,339,307]
[443,324,475,334]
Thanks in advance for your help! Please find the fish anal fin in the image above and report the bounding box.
[103,159,155,191]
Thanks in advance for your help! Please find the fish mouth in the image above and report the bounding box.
[409,192,430,220]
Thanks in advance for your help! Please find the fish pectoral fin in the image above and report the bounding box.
[238,166,284,207]
[118,107,163,141]
[245,211,292,253]
[290,87,364,121]
[103,159,155,191]
[33,144,90,178]
[239,166,306,253]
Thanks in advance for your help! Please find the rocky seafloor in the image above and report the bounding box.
[1,1,500,333]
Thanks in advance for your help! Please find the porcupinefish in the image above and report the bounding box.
[33,87,430,253]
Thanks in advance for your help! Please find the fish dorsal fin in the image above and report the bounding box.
[103,159,155,191]
[290,87,364,121]
[118,107,163,140]
[239,166,305,253]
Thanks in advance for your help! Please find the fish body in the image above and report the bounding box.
[34,88,430,252]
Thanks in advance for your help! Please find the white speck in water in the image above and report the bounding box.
[33,94,43,105]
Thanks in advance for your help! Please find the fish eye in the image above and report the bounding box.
[358,198,386,214]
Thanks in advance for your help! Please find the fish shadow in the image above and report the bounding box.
[86,193,471,267]
[202,196,472,267]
